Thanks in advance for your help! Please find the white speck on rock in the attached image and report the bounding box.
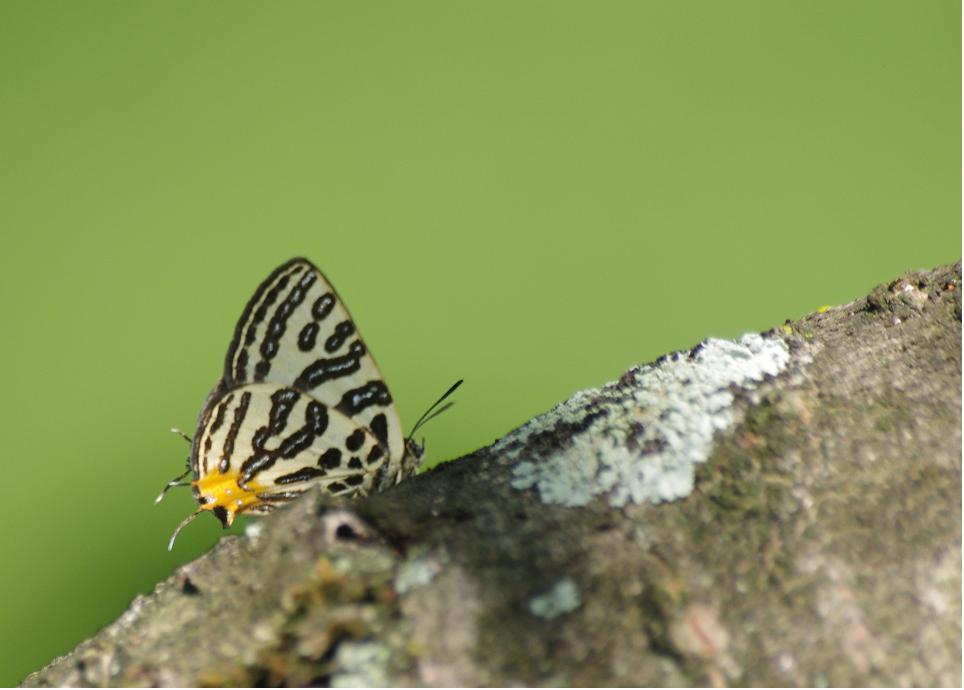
[528,577,581,619]
[330,641,391,687]
[776,650,796,673]
[507,333,790,507]
[396,555,443,594]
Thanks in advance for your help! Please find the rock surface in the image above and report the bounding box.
[22,262,962,687]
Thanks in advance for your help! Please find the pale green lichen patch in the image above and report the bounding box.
[330,641,391,687]
[508,333,790,507]
[528,577,581,619]
[395,555,443,594]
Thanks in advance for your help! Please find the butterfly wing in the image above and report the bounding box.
[217,257,405,465]
[191,383,391,521]
[169,258,419,546]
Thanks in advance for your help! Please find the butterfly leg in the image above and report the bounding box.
[155,463,193,504]
[167,506,204,551]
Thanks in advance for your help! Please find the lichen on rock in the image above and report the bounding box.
[509,333,790,507]
[528,578,581,620]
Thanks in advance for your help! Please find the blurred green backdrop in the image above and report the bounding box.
[0,0,959,683]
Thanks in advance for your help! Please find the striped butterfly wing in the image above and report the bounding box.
[188,258,411,528]
[193,383,388,511]
[221,258,404,463]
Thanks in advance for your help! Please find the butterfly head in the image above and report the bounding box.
[165,467,281,549]
[192,469,267,528]
[405,435,424,455]
[402,437,425,476]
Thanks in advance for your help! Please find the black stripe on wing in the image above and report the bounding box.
[238,394,330,484]
[223,258,312,387]
[292,341,367,391]
[252,268,317,382]
[208,258,403,475]
[218,391,251,473]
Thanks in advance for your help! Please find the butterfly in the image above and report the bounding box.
[159,258,460,549]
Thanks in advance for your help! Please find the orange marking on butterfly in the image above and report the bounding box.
[194,470,267,526]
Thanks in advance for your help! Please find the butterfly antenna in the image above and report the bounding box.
[155,465,192,504]
[170,427,193,444]
[168,506,204,551]
[408,379,463,439]
[413,402,455,430]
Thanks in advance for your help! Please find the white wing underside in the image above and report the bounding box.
[191,258,408,499]
[195,382,388,497]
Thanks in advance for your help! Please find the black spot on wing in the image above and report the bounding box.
[274,466,327,485]
[347,456,364,470]
[312,293,336,321]
[324,321,356,353]
[369,413,389,447]
[319,448,342,469]
[293,341,367,391]
[298,322,320,351]
[240,452,274,484]
[345,474,364,486]
[366,445,384,465]
[268,388,299,434]
[345,429,366,452]
[335,381,392,417]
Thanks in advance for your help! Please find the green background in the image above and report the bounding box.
[0,1,958,683]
